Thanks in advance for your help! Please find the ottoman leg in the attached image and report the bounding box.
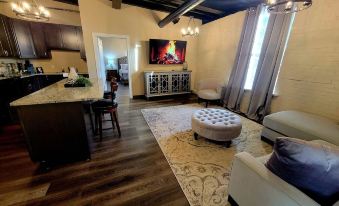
[225,141,232,148]
[194,132,198,140]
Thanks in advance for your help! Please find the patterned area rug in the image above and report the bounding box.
[141,104,272,206]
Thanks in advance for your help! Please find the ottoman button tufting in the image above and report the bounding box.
[192,109,242,148]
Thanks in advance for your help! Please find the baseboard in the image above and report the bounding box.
[228,195,239,206]
[132,95,146,99]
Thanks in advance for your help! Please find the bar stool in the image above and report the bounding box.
[92,79,121,141]
[92,99,121,141]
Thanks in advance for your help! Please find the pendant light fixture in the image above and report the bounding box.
[181,16,199,37]
[266,0,312,14]
[11,0,50,22]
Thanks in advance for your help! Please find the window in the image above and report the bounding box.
[244,7,270,90]
[244,7,295,93]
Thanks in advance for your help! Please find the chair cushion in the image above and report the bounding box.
[197,89,220,100]
[263,111,339,146]
[92,99,117,108]
[266,137,339,205]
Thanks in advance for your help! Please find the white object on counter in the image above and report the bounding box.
[68,67,78,80]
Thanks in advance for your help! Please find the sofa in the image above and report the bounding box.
[228,140,339,206]
[261,111,339,146]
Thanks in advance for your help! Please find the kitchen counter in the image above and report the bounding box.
[0,72,89,81]
[10,78,104,107]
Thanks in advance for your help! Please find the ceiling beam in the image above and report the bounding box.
[158,0,205,28]
[112,0,122,9]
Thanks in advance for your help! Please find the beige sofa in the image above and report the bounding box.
[228,140,339,206]
[261,111,339,146]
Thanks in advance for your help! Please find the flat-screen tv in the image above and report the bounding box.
[149,39,187,64]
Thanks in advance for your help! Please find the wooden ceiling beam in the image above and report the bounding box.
[112,0,122,9]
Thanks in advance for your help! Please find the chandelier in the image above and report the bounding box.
[181,16,199,37]
[266,0,312,14]
[11,0,50,22]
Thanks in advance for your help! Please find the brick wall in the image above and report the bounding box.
[271,0,339,122]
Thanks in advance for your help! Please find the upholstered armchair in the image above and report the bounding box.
[228,140,339,206]
[196,79,223,107]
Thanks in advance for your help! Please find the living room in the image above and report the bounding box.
[0,0,338,205]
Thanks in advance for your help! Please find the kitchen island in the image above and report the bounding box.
[10,78,104,165]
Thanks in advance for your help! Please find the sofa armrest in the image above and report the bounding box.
[228,152,320,206]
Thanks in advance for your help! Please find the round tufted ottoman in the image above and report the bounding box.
[191,108,242,147]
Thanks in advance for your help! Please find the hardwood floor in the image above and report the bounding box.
[0,84,198,206]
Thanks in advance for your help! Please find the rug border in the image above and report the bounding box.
[141,105,196,206]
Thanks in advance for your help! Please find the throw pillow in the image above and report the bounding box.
[266,137,339,206]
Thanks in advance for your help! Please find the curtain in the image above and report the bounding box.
[223,7,260,111]
[246,12,294,121]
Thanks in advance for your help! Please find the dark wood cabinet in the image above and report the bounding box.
[0,14,17,57]
[11,19,36,59]
[60,25,79,51]
[43,23,63,49]
[30,22,50,58]
[77,27,86,60]
[0,14,86,59]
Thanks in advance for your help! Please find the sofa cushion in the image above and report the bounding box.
[263,111,339,146]
[266,137,339,205]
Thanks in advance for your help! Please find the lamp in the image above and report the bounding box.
[11,0,50,22]
[266,0,312,14]
[181,16,199,37]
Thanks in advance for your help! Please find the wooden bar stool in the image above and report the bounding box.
[92,79,121,141]
[92,100,121,141]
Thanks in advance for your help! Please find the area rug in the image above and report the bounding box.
[141,104,272,206]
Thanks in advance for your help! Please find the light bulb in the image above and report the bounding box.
[187,27,191,31]
[267,0,276,5]
[17,7,24,13]
[44,10,50,17]
[181,28,186,34]
[22,1,30,10]
[39,6,45,11]
[189,30,194,35]
[11,2,18,10]
[286,1,293,9]
[195,27,199,33]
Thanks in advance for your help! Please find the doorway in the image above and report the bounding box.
[93,33,132,101]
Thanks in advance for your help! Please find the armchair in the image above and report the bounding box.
[228,140,339,206]
[196,78,223,107]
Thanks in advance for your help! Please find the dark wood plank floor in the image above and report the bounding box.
[0,84,197,206]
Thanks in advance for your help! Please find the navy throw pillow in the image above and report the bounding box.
[266,137,339,206]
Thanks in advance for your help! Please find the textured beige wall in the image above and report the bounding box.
[271,0,339,121]
[196,11,245,89]
[0,0,87,73]
[30,51,88,73]
[78,0,200,96]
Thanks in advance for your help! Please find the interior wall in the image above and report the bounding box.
[30,51,88,73]
[0,0,87,73]
[78,0,200,96]
[271,0,339,121]
[196,11,246,89]
[100,37,128,70]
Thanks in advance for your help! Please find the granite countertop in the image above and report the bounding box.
[10,78,104,107]
[0,72,89,81]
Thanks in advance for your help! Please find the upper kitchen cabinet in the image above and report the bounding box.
[76,27,86,60]
[60,25,79,51]
[0,14,17,57]
[10,19,36,59]
[29,22,50,59]
[43,23,63,50]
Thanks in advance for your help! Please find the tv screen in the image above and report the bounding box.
[149,39,187,64]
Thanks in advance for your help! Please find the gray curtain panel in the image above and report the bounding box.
[246,12,294,121]
[223,7,260,111]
